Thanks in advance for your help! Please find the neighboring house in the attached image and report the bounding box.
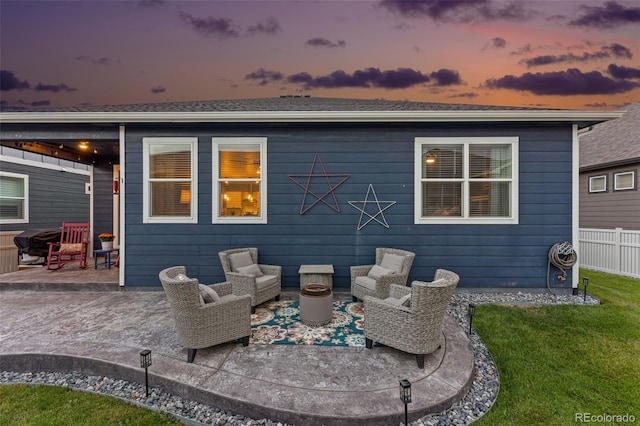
[579,102,640,230]
[0,97,620,292]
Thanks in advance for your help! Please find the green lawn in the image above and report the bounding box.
[474,269,640,425]
[0,383,181,426]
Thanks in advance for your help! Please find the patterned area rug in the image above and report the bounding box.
[250,299,367,346]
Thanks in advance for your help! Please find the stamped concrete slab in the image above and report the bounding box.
[0,290,473,425]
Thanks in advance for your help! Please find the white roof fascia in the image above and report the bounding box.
[0,110,623,124]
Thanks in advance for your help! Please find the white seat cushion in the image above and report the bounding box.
[198,284,221,304]
[228,251,254,271]
[367,264,392,280]
[255,274,278,290]
[380,253,405,274]
[236,263,264,277]
[354,275,377,291]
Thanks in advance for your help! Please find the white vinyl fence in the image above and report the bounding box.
[579,228,640,279]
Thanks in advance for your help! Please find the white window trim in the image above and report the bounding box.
[414,137,519,225]
[613,170,635,191]
[0,171,29,224]
[143,137,198,224]
[212,137,267,224]
[589,175,607,193]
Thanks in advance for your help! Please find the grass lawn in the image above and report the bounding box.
[0,383,181,426]
[474,269,640,425]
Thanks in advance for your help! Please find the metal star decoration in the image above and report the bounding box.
[348,184,397,230]
[288,154,351,214]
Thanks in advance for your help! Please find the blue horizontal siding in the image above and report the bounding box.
[123,123,574,290]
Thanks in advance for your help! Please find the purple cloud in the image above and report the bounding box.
[305,37,347,48]
[76,55,112,66]
[608,64,640,79]
[246,16,282,35]
[430,69,462,85]
[245,68,284,86]
[378,0,536,23]
[1,70,30,91]
[286,67,432,89]
[448,92,479,99]
[34,83,77,92]
[30,100,51,107]
[484,68,640,95]
[569,1,640,29]
[150,86,166,94]
[138,0,164,8]
[519,43,633,68]
[178,10,241,39]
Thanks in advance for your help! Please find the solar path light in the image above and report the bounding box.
[140,349,152,397]
[400,379,411,425]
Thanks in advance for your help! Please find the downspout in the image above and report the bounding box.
[118,125,125,288]
[572,124,580,294]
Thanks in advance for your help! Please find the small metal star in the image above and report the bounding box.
[348,184,396,230]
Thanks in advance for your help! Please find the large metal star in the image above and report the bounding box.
[288,154,351,214]
[348,184,397,230]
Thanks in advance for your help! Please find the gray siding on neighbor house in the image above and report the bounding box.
[123,122,575,290]
[580,162,640,230]
[0,160,90,231]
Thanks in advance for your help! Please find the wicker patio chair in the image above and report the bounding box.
[364,269,459,368]
[159,265,251,363]
[351,247,415,301]
[218,247,281,313]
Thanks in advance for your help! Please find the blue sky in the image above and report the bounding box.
[1,0,639,110]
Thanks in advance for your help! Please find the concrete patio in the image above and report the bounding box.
[0,266,474,425]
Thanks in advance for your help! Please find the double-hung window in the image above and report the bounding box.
[0,171,29,224]
[213,137,267,224]
[143,137,197,223]
[415,137,518,224]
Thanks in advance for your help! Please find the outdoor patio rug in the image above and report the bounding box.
[250,300,369,346]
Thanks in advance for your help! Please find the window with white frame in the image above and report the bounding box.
[415,137,518,224]
[143,137,197,223]
[614,170,635,191]
[588,175,607,193]
[212,137,266,224]
[0,171,29,224]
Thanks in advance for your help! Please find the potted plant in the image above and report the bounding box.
[98,233,116,251]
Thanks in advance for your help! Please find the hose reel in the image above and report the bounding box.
[547,242,577,294]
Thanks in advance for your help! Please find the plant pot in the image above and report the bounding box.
[101,241,114,251]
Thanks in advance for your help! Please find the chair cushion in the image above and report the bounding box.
[383,293,411,307]
[199,284,221,304]
[367,265,392,280]
[380,253,405,273]
[399,293,411,307]
[59,243,83,253]
[256,275,278,290]
[255,274,278,290]
[229,251,254,272]
[236,263,264,277]
[175,273,189,281]
[354,275,377,291]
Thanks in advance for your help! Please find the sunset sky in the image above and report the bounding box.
[1,0,639,111]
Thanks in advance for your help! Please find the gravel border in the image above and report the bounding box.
[1,291,599,426]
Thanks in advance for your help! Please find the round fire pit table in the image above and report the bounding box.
[299,283,333,327]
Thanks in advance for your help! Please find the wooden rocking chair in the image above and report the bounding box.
[46,222,90,270]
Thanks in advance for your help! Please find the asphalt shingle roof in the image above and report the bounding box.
[580,102,640,169]
[1,96,542,113]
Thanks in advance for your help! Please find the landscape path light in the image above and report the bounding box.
[140,349,152,397]
[583,277,589,302]
[399,379,411,426]
[468,303,476,335]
